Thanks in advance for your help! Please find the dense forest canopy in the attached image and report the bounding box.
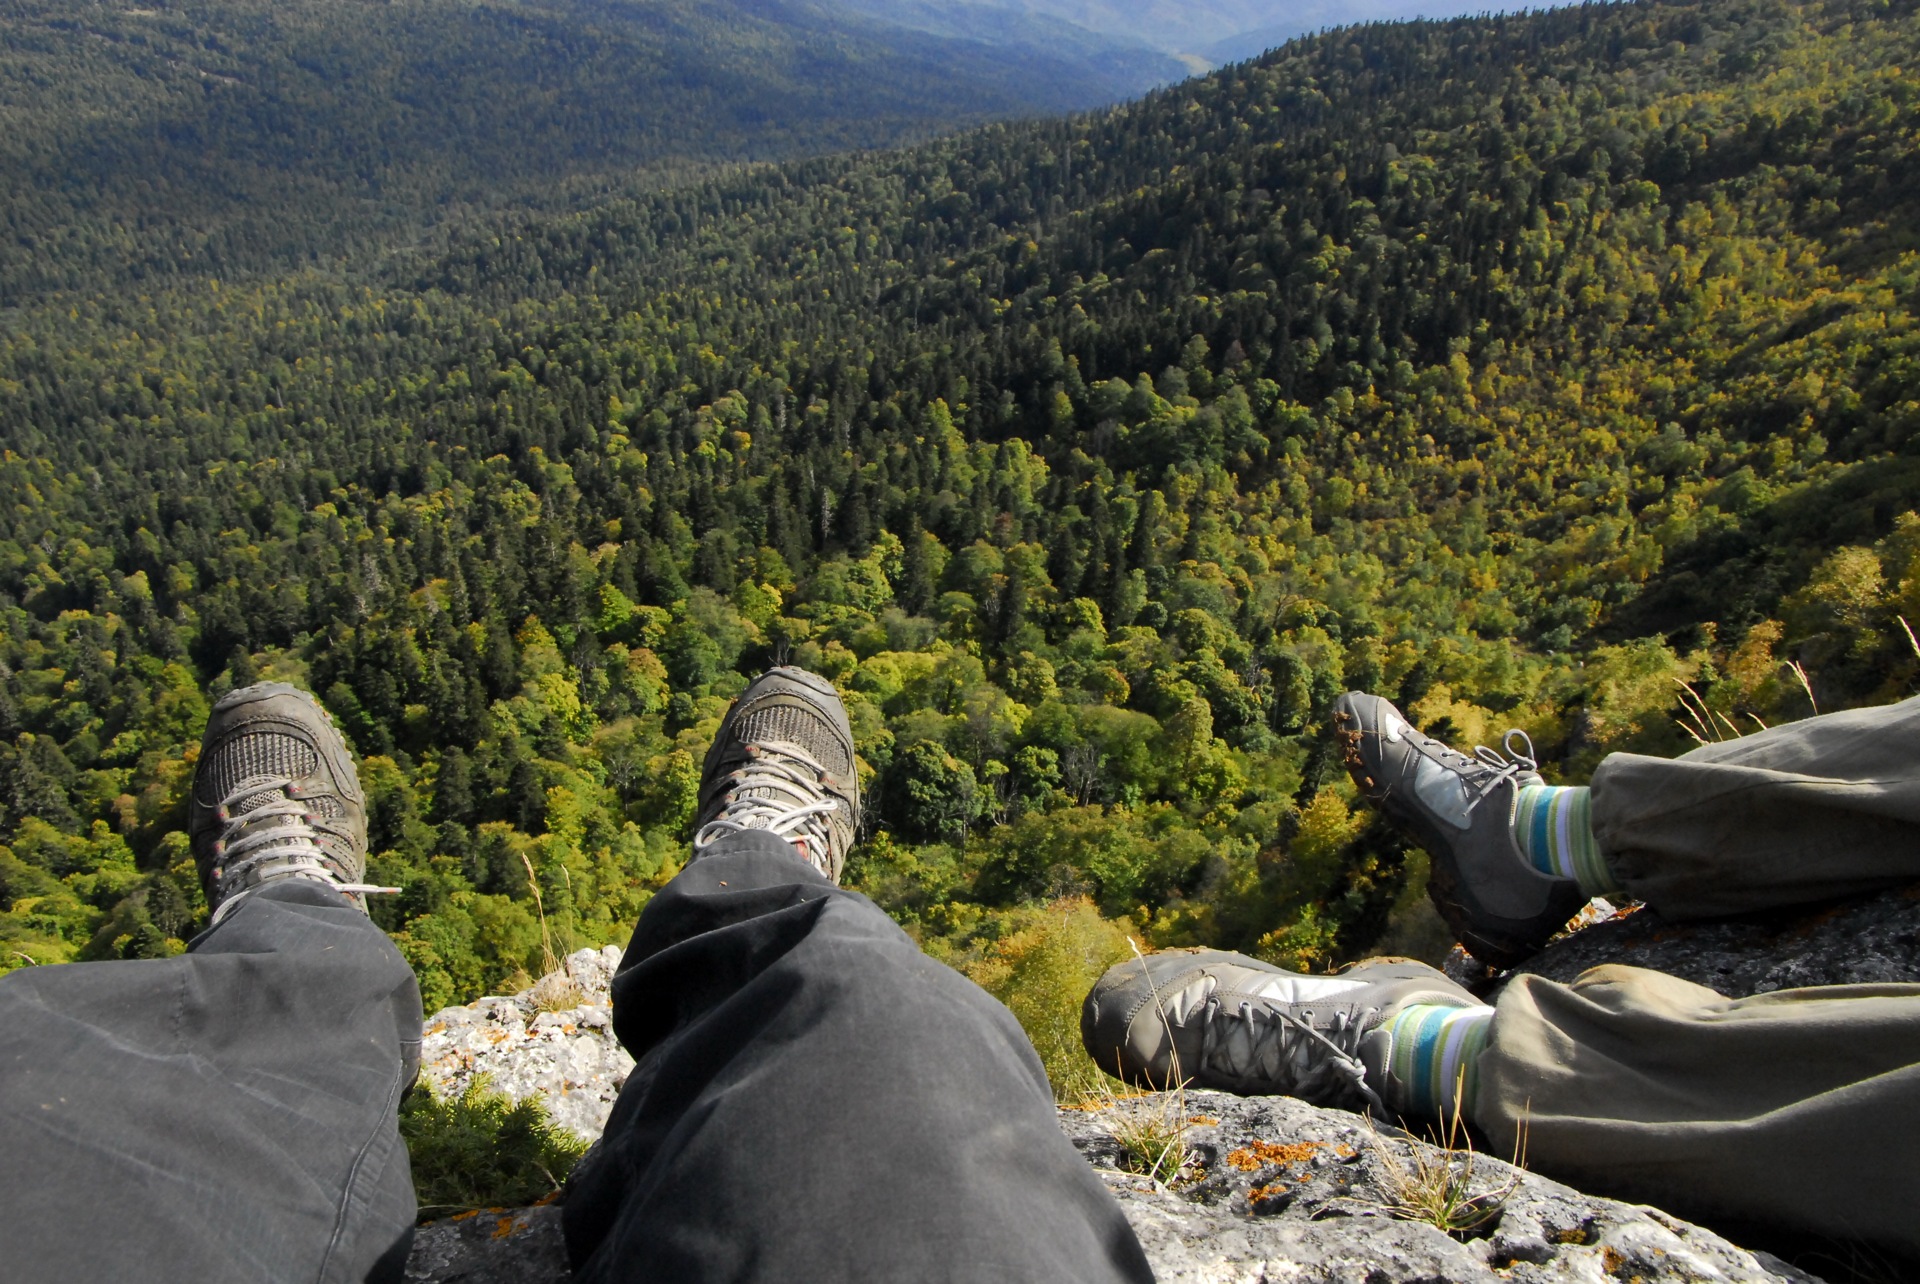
[0,0,1155,301]
[3,0,1918,1089]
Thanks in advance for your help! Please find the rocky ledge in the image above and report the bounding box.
[405,918,1869,1284]
[406,1084,1817,1284]
[1499,880,1920,999]
[1064,1090,1817,1284]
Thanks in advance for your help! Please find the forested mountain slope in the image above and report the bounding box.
[831,0,1527,66]
[0,0,1151,301]
[3,0,1918,1092]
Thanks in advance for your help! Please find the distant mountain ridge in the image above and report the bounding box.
[824,0,1544,69]
[0,0,1155,299]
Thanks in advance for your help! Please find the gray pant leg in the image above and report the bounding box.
[1591,695,1920,917]
[566,830,1153,1284]
[1475,965,1920,1256]
[0,881,422,1284]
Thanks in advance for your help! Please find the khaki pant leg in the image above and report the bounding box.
[1473,965,1920,1255]
[1590,694,1920,917]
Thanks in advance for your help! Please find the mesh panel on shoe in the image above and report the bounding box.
[200,732,319,806]
[731,704,852,778]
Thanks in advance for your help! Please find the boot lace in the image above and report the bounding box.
[209,777,393,923]
[1194,996,1386,1113]
[1444,728,1538,818]
[693,743,842,877]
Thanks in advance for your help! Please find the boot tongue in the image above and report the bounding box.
[1412,750,1476,828]
[1240,973,1370,1004]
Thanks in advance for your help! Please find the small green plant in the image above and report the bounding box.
[1353,1078,1524,1239]
[400,1076,590,1220]
[1107,1089,1192,1184]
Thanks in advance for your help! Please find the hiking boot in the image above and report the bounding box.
[1333,692,1587,967]
[189,683,390,924]
[693,666,860,882]
[1082,948,1478,1111]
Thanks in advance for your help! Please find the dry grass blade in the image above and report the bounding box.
[517,850,582,1009]
[1787,660,1819,714]
[1901,615,1920,662]
[1670,678,1720,743]
[1099,939,1193,1185]
[529,967,585,1013]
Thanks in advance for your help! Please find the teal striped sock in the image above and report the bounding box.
[1382,1002,1494,1121]
[1511,784,1621,899]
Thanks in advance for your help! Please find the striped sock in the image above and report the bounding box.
[1382,1003,1494,1121]
[1511,784,1621,899]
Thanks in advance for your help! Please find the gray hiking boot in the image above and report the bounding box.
[189,683,390,924]
[1333,691,1587,967]
[693,666,860,882]
[1082,948,1479,1111]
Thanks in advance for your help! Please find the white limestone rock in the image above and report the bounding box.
[415,944,633,1142]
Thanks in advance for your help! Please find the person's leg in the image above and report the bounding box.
[1474,964,1920,1256]
[565,666,1152,1283]
[1084,945,1920,1256]
[0,879,422,1284]
[1591,695,1920,917]
[0,681,420,1283]
[1334,690,1920,962]
[565,828,1151,1284]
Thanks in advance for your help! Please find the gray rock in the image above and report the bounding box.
[1060,1089,1819,1284]
[1449,882,1920,1000]
[416,945,632,1141]
[405,1204,569,1284]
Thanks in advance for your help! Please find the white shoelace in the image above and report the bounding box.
[1196,997,1385,1113]
[1455,729,1539,817]
[209,777,396,922]
[692,743,841,876]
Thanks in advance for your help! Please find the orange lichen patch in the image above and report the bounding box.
[1248,1182,1290,1206]
[450,1210,482,1223]
[1186,1116,1219,1127]
[533,1189,564,1208]
[1226,1140,1323,1170]
[1333,1144,1357,1160]
[491,1215,521,1240]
